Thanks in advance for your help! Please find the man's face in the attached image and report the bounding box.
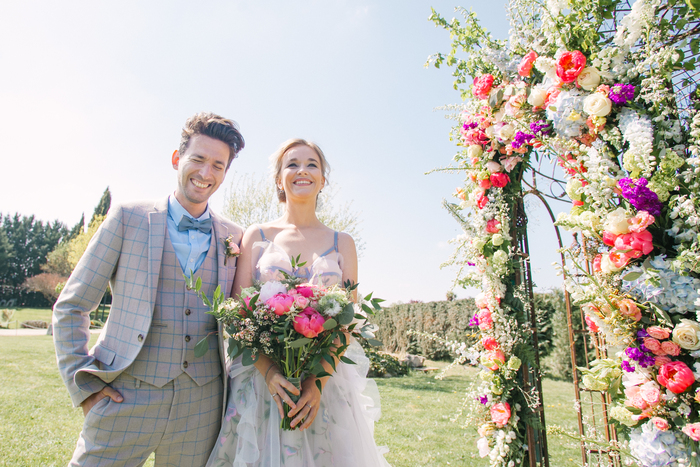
[172,134,230,217]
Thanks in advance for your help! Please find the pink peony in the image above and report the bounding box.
[486,219,501,234]
[614,230,654,256]
[490,402,511,427]
[473,74,495,99]
[617,299,641,322]
[556,51,587,83]
[478,178,492,190]
[607,251,632,271]
[544,87,561,109]
[660,341,681,356]
[647,326,671,340]
[650,417,669,431]
[682,423,700,441]
[265,293,294,316]
[477,310,493,330]
[643,338,661,353]
[293,307,326,338]
[482,336,499,350]
[518,51,538,77]
[592,254,602,272]
[294,285,315,298]
[477,193,489,209]
[628,211,655,233]
[490,172,511,188]
[657,361,696,394]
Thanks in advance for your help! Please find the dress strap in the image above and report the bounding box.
[334,231,339,252]
[258,227,268,241]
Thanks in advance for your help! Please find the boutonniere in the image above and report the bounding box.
[223,235,241,265]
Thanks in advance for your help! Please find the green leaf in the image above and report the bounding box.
[315,379,323,395]
[315,371,332,379]
[194,336,210,358]
[366,338,383,347]
[322,353,336,371]
[323,318,337,330]
[336,303,355,325]
[339,333,347,346]
[241,348,257,366]
[195,276,202,291]
[339,356,355,365]
[622,271,643,281]
[288,337,312,348]
[227,341,239,358]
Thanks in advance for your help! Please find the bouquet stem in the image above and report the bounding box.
[280,376,302,431]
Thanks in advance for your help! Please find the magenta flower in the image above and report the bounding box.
[265,293,294,316]
[293,307,326,338]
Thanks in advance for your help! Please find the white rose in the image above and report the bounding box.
[485,125,496,138]
[576,67,601,91]
[583,93,612,117]
[603,207,630,235]
[527,87,547,107]
[492,233,504,246]
[672,319,700,350]
[486,161,503,173]
[496,123,515,141]
[259,281,287,303]
[467,144,483,159]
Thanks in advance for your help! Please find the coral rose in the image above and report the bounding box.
[473,74,495,99]
[490,173,511,188]
[481,349,506,370]
[646,326,671,340]
[657,361,696,394]
[642,338,661,353]
[682,423,700,441]
[617,299,641,321]
[293,307,326,338]
[556,51,587,83]
[518,51,538,77]
[486,219,501,234]
[265,293,294,316]
[660,340,681,356]
[654,356,672,367]
[482,336,499,350]
[650,417,669,431]
[628,211,655,233]
[490,402,511,427]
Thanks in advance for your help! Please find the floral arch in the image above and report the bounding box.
[429,0,700,465]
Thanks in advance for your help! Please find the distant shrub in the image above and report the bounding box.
[361,341,409,377]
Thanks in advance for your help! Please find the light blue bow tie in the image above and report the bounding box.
[178,217,212,233]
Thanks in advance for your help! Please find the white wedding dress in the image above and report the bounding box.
[206,231,390,467]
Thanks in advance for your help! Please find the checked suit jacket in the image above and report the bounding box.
[53,197,243,410]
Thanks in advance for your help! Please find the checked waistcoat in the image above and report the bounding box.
[126,227,221,388]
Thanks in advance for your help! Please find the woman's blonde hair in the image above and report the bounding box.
[270,139,330,202]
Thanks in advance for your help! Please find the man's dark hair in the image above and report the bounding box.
[179,112,245,168]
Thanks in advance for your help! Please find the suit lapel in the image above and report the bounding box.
[211,212,230,290]
[148,198,168,308]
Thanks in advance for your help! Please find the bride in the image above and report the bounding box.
[206,139,390,467]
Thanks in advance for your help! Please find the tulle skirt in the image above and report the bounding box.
[206,341,390,467]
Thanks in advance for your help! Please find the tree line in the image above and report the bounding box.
[0,188,111,308]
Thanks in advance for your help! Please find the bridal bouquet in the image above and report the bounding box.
[186,264,383,430]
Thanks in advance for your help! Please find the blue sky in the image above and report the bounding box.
[0,1,570,303]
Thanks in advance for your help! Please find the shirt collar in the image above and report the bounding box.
[168,194,211,224]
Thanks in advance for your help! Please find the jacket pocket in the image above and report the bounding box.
[150,320,168,328]
[93,344,116,366]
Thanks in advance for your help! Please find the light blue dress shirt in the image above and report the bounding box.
[167,195,212,274]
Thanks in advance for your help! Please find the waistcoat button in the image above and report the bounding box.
[137,334,144,342]
[185,309,191,316]
[183,361,189,369]
[185,335,191,342]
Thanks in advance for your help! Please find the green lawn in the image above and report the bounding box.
[1,307,110,329]
[0,336,582,466]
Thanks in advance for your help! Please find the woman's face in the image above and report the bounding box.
[278,145,325,202]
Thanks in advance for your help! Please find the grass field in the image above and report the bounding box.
[0,335,583,466]
[1,307,110,330]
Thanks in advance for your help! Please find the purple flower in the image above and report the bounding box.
[609,84,635,105]
[621,360,635,373]
[469,315,480,327]
[625,347,643,360]
[511,131,535,148]
[637,329,649,339]
[463,122,479,130]
[618,178,662,217]
[639,355,656,368]
[530,120,552,136]
[476,395,489,405]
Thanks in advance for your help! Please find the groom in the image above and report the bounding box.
[53,112,245,466]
